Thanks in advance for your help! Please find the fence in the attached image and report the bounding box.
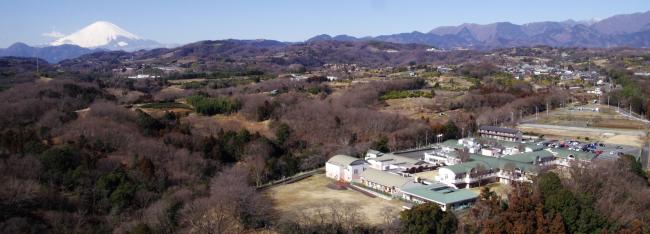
[256,168,324,191]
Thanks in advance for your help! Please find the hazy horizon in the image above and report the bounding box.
[1,0,649,47]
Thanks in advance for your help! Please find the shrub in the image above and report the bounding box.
[380,90,433,100]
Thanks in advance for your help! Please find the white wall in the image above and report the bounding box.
[326,162,366,182]
[436,168,458,186]
[325,163,343,181]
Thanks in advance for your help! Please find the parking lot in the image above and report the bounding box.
[534,139,642,160]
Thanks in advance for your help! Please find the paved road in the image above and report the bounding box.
[518,123,646,137]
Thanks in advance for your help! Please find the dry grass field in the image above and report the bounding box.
[532,105,647,130]
[379,90,463,124]
[520,105,649,147]
[519,124,646,147]
[183,113,273,138]
[166,78,207,84]
[265,174,405,225]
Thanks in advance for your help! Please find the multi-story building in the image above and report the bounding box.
[478,126,522,142]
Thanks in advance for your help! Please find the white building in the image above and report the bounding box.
[365,153,432,174]
[325,155,368,182]
[360,168,414,196]
[128,74,159,79]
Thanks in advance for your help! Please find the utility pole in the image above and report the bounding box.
[546,101,549,116]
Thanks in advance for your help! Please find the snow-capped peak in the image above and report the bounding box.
[51,21,140,48]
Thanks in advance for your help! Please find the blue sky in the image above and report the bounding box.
[1,0,649,47]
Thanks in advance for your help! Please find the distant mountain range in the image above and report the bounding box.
[0,42,100,63]
[307,10,650,49]
[0,21,166,63]
[2,11,650,64]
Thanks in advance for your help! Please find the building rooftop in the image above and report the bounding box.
[440,153,541,174]
[401,183,478,205]
[327,155,366,167]
[479,125,521,135]
[501,150,555,164]
[470,154,538,173]
[366,149,383,156]
[547,148,597,161]
[369,153,428,168]
[439,139,460,149]
[360,168,413,188]
[393,147,437,160]
[441,161,491,174]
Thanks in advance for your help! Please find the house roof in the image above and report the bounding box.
[327,155,366,167]
[401,183,478,205]
[479,125,521,135]
[360,168,413,188]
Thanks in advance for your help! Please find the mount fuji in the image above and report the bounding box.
[50,21,164,51]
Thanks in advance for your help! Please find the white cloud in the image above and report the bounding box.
[42,30,65,38]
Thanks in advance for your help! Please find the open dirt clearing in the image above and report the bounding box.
[381,97,448,123]
[518,123,646,147]
[183,113,273,138]
[528,105,648,130]
[265,174,405,225]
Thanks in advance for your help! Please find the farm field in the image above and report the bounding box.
[265,174,406,225]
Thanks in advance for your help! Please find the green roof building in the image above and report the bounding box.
[400,183,478,211]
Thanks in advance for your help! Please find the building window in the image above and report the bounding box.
[354,169,358,174]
